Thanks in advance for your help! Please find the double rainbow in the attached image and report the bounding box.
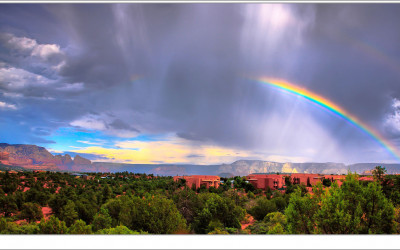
[253,77,400,162]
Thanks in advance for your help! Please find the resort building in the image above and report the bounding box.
[247,174,286,190]
[173,175,221,189]
[246,173,347,190]
[290,173,322,186]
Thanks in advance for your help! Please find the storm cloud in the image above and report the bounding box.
[1,4,400,164]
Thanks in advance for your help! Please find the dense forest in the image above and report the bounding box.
[0,167,400,234]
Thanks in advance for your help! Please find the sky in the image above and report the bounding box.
[1,3,400,165]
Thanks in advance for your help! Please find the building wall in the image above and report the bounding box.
[290,173,322,186]
[247,174,286,190]
[173,175,221,189]
[246,173,347,190]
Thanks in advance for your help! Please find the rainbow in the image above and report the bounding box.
[253,77,400,162]
[130,74,142,82]
[330,29,400,77]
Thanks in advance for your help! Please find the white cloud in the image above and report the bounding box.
[70,113,140,138]
[3,92,23,98]
[32,43,62,60]
[0,101,17,110]
[384,98,400,134]
[77,140,102,145]
[1,33,63,61]
[57,82,84,92]
[6,34,37,51]
[0,33,66,75]
[70,114,107,131]
[48,148,64,154]
[0,67,55,89]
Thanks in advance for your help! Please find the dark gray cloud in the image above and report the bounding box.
[109,119,140,133]
[186,154,204,158]
[1,4,400,163]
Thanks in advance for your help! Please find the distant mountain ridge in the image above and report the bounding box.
[0,143,93,171]
[1,143,400,175]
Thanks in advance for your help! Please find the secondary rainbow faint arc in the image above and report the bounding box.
[253,77,400,162]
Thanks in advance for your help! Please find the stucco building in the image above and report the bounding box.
[247,174,286,190]
[173,175,221,189]
[246,173,346,190]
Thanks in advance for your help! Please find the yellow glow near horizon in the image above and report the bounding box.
[70,138,257,165]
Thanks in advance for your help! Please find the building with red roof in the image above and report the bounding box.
[246,173,347,190]
[247,174,286,190]
[173,175,220,189]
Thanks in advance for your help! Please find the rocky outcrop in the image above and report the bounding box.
[219,160,284,176]
[74,155,91,165]
[0,143,91,171]
[55,154,74,166]
[0,143,56,165]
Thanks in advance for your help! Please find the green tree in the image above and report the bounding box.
[75,198,98,224]
[172,188,202,225]
[177,178,186,188]
[0,218,40,234]
[119,195,187,234]
[307,177,311,187]
[20,202,43,223]
[265,212,287,234]
[67,219,93,234]
[286,173,396,234]
[97,225,143,234]
[39,216,67,234]
[284,176,292,187]
[207,228,229,234]
[48,194,68,217]
[60,200,78,227]
[360,181,394,233]
[394,206,400,233]
[224,189,242,206]
[0,217,7,232]
[1,172,18,193]
[248,197,277,221]
[243,182,255,193]
[102,185,113,204]
[102,198,124,227]
[0,195,18,217]
[19,223,40,234]
[272,197,287,212]
[14,191,25,210]
[91,207,112,232]
[314,179,361,234]
[372,166,387,182]
[285,188,318,234]
[25,188,50,206]
[247,191,256,199]
[248,211,287,234]
[322,178,332,187]
[193,193,246,233]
